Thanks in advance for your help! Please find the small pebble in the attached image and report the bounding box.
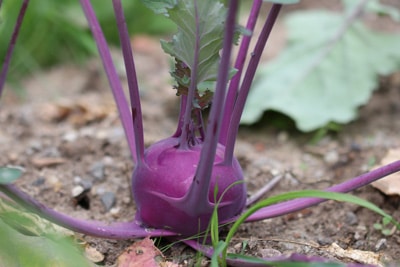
[89,162,105,181]
[345,211,358,225]
[354,225,367,239]
[110,207,121,217]
[375,238,387,251]
[277,131,289,143]
[79,179,93,191]
[324,150,339,164]
[317,237,333,246]
[74,176,82,184]
[62,131,78,142]
[101,192,116,212]
[31,177,46,187]
[72,185,85,198]
[354,240,365,249]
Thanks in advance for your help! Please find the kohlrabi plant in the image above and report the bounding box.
[1,0,400,266]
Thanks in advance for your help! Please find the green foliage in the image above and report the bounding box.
[143,0,238,108]
[373,216,396,236]
[342,0,400,21]
[0,0,175,79]
[152,0,227,84]
[0,198,94,267]
[0,167,22,184]
[140,0,177,14]
[241,2,400,132]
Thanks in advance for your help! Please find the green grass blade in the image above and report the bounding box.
[222,190,400,263]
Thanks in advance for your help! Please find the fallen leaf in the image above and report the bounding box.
[326,243,386,266]
[31,157,66,168]
[38,96,116,126]
[117,237,181,267]
[371,148,400,196]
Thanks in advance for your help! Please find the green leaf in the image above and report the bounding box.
[0,199,93,267]
[222,189,400,263]
[210,241,226,267]
[140,0,178,15]
[373,223,383,230]
[0,167,22,184]
[241,10,400,131]
[382,216,391,226]
[263,0,300,4]
[342,0,400,22]
[158,0,227,85]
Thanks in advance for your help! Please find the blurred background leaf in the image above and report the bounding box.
[241,0,400,132]
[0,0,175,81]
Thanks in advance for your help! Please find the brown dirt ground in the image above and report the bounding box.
[1,1,400,266]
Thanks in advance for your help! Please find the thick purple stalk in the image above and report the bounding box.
[112,0,145,163]
[244,159,400,222]
[0,184,177,239]
[179,0,201,149]
[185,0,239,212]
[219,0,263,145]
[224,4,282,165]
[79,0,137,162]
[0,0,30,97]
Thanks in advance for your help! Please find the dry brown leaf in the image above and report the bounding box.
[117,237,181,267]
[371,148,400,196]
[38,97,115,126]
[31,157,66,167]
[326,243,385,266]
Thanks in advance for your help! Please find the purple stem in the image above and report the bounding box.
[0,184,177,239]
[219,0,263,145]
[0,0,30,97]
[173,95,187,137]
[245,160,400,222]
[112,0,145,164]
[179,0,201,150]
[224,4,282,165]
[185,0,239,212]
[79,0,137,163]
[196,109,205,141]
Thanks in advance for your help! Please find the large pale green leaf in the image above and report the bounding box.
[342,0,400,21]
[242,10,400,131]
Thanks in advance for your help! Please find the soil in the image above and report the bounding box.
[1,1,400,266]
